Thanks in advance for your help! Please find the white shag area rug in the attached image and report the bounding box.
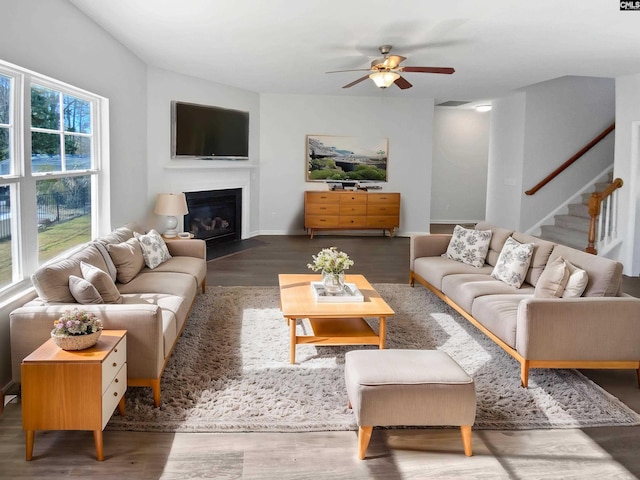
[107,285,640,433]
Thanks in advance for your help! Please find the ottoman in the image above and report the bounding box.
[344,349,476,460]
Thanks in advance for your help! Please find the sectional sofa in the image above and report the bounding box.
[409,222,640,387]
[9,223,207,406]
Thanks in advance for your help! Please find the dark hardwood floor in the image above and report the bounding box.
[2,230,639,479]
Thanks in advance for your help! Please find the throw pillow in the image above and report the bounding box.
[69,275,104,305]
[80,261,123,304]
[534,256,570,298]
[444,225,492,268]
[92,241,118,282]
[134,229,172,269]
[106,237,145,284]
[491,237,535,288]
[562,261,589,298]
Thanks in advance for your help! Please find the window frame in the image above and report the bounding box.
[0,59,109,297]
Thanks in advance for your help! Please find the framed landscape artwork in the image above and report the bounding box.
[306,134,389,182]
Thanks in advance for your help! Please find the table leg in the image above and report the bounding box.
[118,396,125,416]
[25,430,34,461]
[289,318,297,364]
[93,430,104,461]
[379,316,386,349]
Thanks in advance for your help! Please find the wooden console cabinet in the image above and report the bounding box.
[304,191,400,239]
[21,330,127,461]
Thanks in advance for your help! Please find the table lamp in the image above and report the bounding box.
[154,193,188,238]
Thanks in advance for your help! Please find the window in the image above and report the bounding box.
[0,60,107,293]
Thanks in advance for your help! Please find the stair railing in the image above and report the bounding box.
[586,178,623,254]
[525,123,615,196]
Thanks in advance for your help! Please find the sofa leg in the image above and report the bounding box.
[636,367,640,388]
[520,361,530,388]
[460,425,472,456]
[201,279,206,294]
[409,271,415,287]
[358,426,373,460]
[151,379,161,407]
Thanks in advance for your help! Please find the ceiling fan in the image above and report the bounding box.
[327,45,455,90]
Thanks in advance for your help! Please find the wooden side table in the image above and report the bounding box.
[21,330,127,461]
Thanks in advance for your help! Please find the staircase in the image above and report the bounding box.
[537,172,614,251]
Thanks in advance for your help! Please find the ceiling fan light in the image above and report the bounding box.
[476,104,492,112]
[369,71,400,88]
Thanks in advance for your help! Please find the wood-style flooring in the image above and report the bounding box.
[1,232,639,479]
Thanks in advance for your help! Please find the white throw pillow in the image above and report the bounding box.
[534,256,570,298]
[562,260,589,298]
[134,229,172,269]
[69,274,104,305]
[491,237,534,288]
[444,225,492,268]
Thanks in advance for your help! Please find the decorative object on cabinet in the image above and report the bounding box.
[306,135,388,183]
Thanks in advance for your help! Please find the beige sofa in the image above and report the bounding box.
[10,223,207,406]
[409,222,640,387]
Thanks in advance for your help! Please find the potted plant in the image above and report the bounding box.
[51,308,104,350]
[307,247,354,293]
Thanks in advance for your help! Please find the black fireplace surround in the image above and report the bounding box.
[184,188,242,254]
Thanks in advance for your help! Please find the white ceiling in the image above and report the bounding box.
[70,0,640,105]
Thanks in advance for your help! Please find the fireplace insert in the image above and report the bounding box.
[184,188,241,253]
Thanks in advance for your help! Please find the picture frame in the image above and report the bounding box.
[306,134,389,182]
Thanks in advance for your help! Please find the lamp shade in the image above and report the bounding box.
[154,193,188,216]
[369,71,400,88]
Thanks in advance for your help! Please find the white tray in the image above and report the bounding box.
[311,282,364,303]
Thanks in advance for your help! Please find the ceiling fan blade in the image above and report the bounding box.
[394,76,412,89]
[400,66,455,74]
[326,68,373,74]
[342,75,370,89]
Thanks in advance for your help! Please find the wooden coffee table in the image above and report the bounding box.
[278,274,395,364]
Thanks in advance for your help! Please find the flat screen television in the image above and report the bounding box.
[171,101,249,159]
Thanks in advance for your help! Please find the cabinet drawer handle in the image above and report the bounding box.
[114,348,118,353]
[113,392,118,397]
[115,378,119,383]
[113,362,117,367]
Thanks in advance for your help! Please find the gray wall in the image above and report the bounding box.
[431,108,490,224]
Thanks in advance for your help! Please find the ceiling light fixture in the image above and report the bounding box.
[369,71,400,88]
[475,104,492,112]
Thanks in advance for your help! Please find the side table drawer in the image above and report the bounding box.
[102,363,127,429]
[102,335,126,393]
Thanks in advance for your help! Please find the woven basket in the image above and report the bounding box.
[51,329,102,351]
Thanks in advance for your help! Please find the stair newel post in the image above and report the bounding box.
[586,192,602,254]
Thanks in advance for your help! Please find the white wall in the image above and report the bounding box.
[146,67,261,237]
[431,108,490,224]
[259,94,434,236]
[486,92,527,229]
[487,77,615,232]
[520,76,615,230]
[614,73,640,275]
[0,0,147,391]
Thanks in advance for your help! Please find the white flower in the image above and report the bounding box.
[307,247,354,274]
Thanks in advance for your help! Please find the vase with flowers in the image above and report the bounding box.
[51,308,104,350]
[307,247,354,294]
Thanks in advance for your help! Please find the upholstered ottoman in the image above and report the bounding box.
[344,349,476,460]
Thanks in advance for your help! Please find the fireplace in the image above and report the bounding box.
[184,188,242,256]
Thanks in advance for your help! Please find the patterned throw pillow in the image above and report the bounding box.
[445,225,492,268]
[491,237,534,288]
[134,229,172,269]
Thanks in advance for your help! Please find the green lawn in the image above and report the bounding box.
[0,215,91,287]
